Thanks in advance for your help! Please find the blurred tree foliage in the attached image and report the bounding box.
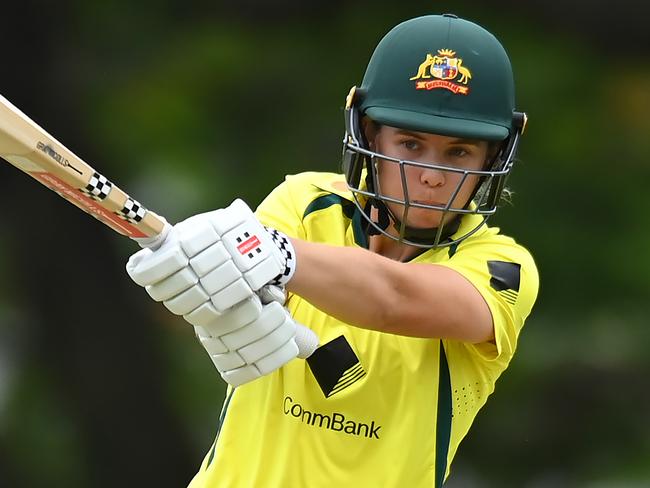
[0,1,649,487]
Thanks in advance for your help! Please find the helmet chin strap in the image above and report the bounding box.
[364,199,389,236]
[364,198,462,246]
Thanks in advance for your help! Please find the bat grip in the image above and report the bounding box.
[132,219,173,250]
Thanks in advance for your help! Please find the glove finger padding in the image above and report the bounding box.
[254,339,300,376]
[209,279,253,312]
[163,285,210,316]
[194,326,229,355]
[176,216,221,257]
[256,284,320,358]
[219,301,286,350]
[145,267,198,302]
[192,303,306,385]
[211,350,247,371]
[187,296,262,336]
[126,239,189,287]
[202,300,317,387]
[214,199,296,288]
[220,364,261,387]
[200,261,241,295]
[189,241,230,277]
[238,318,297,363]
[220,340,299,387]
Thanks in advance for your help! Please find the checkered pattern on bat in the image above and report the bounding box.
[79,172,113,201]
[117,197,147,223]
[265,226,295,285]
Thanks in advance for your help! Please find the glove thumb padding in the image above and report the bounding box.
[126,247,156,286]
[126,226,191,287]
[295,322,319,359]
[257,284,286,305]
[258,284,319,358]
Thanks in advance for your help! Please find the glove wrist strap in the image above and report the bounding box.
[265,227,297,286]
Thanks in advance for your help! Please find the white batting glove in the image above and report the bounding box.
[126,199,296,314]
[190,295,318,386]
[255,284,315,360]
[125,202,319,385]
[211,199,297,288]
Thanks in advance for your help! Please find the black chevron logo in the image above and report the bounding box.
[307,335,366,398]
[487,260,521,305]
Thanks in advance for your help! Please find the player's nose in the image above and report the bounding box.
[420,165,445,188]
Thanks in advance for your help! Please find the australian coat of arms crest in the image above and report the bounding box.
[410,49,472,95]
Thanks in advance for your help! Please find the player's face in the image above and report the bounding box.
[368,124,490,229]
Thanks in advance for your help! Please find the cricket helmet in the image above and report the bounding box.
[342,13,527,248]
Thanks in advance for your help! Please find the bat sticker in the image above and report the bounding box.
[118,197,147,223]
[36,141,83,175]
[30,171,147,237]
[80,171,113,201]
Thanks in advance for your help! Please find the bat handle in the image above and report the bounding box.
[131,217,173,250]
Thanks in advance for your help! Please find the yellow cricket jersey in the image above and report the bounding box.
[188,172,539,488]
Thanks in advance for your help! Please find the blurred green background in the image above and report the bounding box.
[1,1,649,487]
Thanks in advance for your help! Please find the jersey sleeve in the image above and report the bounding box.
[254,175,308,240]
[438,234,539,371]
[254,171,350,240]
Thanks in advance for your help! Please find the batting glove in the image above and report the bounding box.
[190,294,318,386]
[126,199,297,314]
[125,202,319,383]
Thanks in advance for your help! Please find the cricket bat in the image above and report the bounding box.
[0,93,320,360]
[0,93,168,245]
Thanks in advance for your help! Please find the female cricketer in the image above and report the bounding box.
[127,13,539,487]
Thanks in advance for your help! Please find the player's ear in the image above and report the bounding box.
[484,140,504,169]
[361,116,380,149]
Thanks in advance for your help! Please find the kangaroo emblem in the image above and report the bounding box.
[409,54,436,80]
[456,59,471,84]
[410,49,472,86]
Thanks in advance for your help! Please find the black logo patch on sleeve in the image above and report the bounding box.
[307,335,366,398]
[487,260,521,305]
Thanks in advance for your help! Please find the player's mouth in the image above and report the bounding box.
[411,199,447,208]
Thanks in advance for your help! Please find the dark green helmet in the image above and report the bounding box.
[342,13,527,248]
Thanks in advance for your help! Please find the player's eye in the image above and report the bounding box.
[401,139,420,151]
[447,146,470,158]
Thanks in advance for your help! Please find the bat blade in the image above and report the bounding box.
[0,94,166,239]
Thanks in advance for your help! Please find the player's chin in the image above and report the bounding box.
[401,208,444,229]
